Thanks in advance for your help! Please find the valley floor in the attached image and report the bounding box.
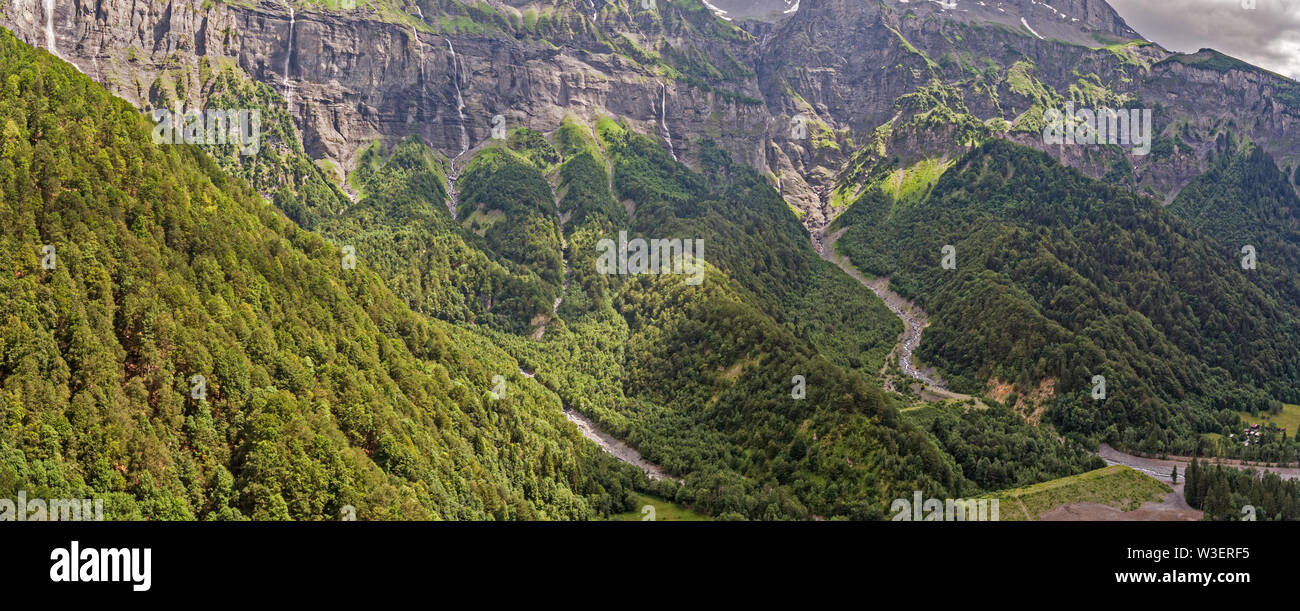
[815,227,967,401]
[991,464,1182,521]
[1099,444,1300,481]
[609,493,709,521]
[563,408,676,482]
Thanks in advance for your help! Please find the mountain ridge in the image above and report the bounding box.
[4,0,1295,225]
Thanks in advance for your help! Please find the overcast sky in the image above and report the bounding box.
[1107,0,1300,79]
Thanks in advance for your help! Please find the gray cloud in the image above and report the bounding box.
[1107,0,1300,79]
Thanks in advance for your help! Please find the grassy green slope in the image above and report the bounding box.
[989,465,1171,521]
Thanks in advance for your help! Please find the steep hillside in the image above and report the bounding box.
[315,135,562,333]
[428,117,973,518]
[832,140,1300,458]
[1169,141,1300,292]
[0,28,647,520]
[4,0,1298,521]
[0,26,1047,520]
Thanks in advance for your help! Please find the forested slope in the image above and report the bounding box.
[472,120,1081,518]
[1168,141,1300,348]
[833,140,1300,459]
[312,111,986,518]
[0,25,1159,521]
[314,137,560,333]
[0,29,646,520]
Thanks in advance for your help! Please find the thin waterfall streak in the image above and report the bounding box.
[660,83,677,162]
[282,2,296,114]
[447,39,469,154]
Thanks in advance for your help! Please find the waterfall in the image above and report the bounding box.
[551,183,569,316]
[411,8,438,153]
[43,0,57,57]
[440,35,468,221]
[445,172,459,220]
[659,83,677,162]
[411,26,426,104]
[40,0,86,74]
[282,2,296,113]
[447,40,469,155]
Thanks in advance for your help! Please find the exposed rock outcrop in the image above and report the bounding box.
[4,0,1296,234]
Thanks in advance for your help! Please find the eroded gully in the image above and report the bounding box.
[812,221,967,401]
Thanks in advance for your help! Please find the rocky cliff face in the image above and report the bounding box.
[757,0,1299,215]
[2,0,766,172]
[3,0,1297,230]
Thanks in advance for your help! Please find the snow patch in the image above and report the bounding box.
[1021,17,1045,40]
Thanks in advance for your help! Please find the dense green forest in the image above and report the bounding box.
[471,119,1114,517]
[314,137,560,333]
[832,140,1300,459]
[255,102,1090,519]
[0,29,984,521]
[1169,138,1300,278]
[9,19,1296,519]
[245,105,1104,518]
[0,29,647,520]
[471,119,971,519]
[1163,142,1300,464]
[905,403,1106,493]
[1185,458,1300,521]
